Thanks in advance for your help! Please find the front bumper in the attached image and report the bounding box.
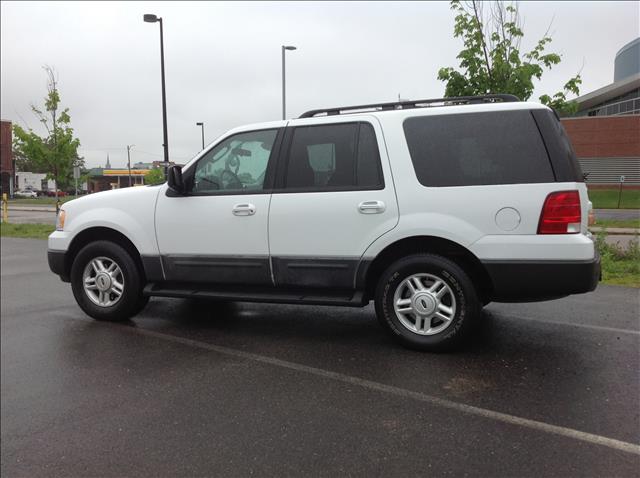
[483,253,601,302]
[48,249,70,282]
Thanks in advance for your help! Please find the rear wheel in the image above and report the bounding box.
[374,253,480,351]
[70,241,147,321]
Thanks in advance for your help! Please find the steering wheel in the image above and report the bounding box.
[225,154,241,175]
[198,176,221,190]
[220,169,242,190]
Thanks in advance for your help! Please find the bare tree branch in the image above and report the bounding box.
[471,0,493,88]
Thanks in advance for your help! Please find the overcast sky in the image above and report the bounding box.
[1,1,638,169]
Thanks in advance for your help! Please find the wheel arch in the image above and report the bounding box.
[362,235,494,303]
[65,227,146,282]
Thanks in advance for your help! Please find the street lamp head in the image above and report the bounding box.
[143,14,159,23]
[196,122,203,126]
[283,45,297,51]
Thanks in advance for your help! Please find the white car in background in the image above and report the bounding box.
[14,190,38,199]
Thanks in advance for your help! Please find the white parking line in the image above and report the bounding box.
[491,312,640,336]
[113,323,640,456]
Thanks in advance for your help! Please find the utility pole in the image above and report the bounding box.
[144,14,170,179]
[126,145,134,187]
[73,166,80,196]
[196,122,205,150]
[281,45,297,120]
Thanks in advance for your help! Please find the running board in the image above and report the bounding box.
[143,282,367,307]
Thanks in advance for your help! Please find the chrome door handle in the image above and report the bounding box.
[358,200,386,214]
[232,203,256,216]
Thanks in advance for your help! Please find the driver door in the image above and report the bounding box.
[154,128,283,285]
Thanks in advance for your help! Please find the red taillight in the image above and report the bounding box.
[538,190,581,234]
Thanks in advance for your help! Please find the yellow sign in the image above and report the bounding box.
[103,169,150,176]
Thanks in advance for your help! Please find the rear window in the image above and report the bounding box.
[403,110,555,187]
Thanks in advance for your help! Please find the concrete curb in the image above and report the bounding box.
[7,206,57,212]
[594,209,640,213]
[590,227,640,235]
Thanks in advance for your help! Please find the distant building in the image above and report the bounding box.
[562,37,640,186]
[0,120,14,196]
[151,160,177,169]
[14,172,55,191]
[132,161,154,170]
[86,158,176,193]
[571,38,639,117]
[87,168,149,193]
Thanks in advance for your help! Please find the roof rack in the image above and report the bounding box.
[298,94,520,118]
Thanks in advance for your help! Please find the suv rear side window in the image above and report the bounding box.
[403,110,555,187]
[283,122,383,191]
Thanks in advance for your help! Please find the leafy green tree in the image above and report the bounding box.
[145,168,165,185]
[13,148,47,174]
[437,0,582,115]
[12,66,82,197]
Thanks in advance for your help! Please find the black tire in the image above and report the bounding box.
[374,253,480,352]
[70,240,146,321]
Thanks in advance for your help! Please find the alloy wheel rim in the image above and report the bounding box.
[82,256,125,307]
[392,273,457,335]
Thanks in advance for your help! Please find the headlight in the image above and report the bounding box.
[56,209,66,231]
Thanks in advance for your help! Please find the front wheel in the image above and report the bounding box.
[70,241,146,321]
[374,254,480,351]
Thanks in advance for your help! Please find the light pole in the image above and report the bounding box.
[196,122,205,150]
[126,145,135,187]
[144,13,170,179]
[281,45,297,120]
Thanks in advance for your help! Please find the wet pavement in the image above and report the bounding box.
[1,237,639,477]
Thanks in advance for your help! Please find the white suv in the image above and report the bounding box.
[48,95,600,351]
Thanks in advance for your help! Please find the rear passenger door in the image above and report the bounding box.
[268,117,398,290]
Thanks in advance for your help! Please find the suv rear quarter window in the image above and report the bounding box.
[403,110,555,187]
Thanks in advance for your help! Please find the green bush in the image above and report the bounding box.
[595,231,640,287]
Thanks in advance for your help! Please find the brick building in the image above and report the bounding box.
[562,37,639,186]
[0,120,14,196]
[562,116,640,186]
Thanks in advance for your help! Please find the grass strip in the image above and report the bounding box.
[588,188,640,209]
[0,222,56,240]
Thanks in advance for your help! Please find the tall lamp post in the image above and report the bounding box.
[196,122,205,150]
[281,45,297,120]
[126,144,135,187]
[143,13,170,179]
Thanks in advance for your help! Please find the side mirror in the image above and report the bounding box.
[167,165,185,194]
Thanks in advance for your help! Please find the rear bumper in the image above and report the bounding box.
[483,253,601,302]
[48,249,70,282]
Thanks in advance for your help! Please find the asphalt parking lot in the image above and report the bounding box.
[2,237,639,477]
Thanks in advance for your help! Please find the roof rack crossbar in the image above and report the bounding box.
[299,94,520,118]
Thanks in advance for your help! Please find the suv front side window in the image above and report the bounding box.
[190,129,278,194]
